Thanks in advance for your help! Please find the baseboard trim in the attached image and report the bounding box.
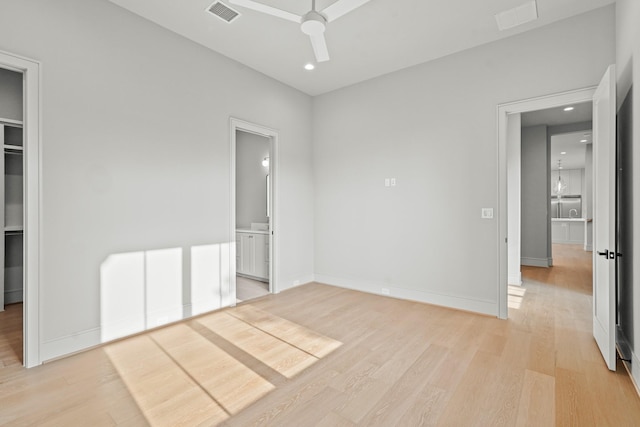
[314,274,497,316]
[521,257,552,267]
[277,275,314,293]
[508,273,522,286]
[617,328,640,398]
[237,273,268,283]
[584,244,593,251]
[3,288,23,305]
[630,350,640,398]
[41,327,102,362]
[41,300,232,362]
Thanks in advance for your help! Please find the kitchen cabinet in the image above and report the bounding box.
[551,219,585,244]
[236,231,269,281]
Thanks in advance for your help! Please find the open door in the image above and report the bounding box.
[592,65,616,371]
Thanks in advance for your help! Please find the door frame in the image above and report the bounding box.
[0,50,41,367]
[229,118,279,301]
[497,87,595,319]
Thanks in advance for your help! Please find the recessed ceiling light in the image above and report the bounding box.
[304,63,315,71]
[560,151,567,155]
[563,106,574,112]
[580,139,588,143]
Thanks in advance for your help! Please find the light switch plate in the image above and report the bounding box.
[481,208,494,219]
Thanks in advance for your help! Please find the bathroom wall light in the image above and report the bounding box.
[262,157,270,168]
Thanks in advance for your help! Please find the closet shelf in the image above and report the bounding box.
[0,118,23,127]
[4,225,23,232]
[4,144,23,153]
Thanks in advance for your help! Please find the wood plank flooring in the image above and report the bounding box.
[1,243,639,425]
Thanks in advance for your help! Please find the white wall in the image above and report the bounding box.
[615,0,640,391]
[313,6,615,314]
[0,0,314,361]
[236,131,269,228]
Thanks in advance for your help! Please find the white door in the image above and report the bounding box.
[592,65,617,371]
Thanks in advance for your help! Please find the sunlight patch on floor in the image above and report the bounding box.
[105,307,342,426]
[508,285,527,309]
[197,312,319,378]
[105,335,228,427]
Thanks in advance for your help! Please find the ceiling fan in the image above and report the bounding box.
[229,0,372,63]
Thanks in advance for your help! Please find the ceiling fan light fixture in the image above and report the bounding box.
[301,12,326,36]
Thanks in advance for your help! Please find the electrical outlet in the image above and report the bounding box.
[381,288,390,295]
[390,178,396,186]
[385,178,390,187]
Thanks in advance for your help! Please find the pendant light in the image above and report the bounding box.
[553,160,567,196]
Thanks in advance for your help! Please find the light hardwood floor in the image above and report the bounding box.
[1,244,639,426]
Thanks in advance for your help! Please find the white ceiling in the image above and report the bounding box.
[520,101,592,170]
[108,0,615,96]
[551,131,591,170]
[522,101,593,127]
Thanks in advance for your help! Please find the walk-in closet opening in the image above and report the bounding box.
[0,66,24,366]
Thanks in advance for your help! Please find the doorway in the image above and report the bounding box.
[521,102,594,266]
[0,50,41,368]
[235,130,270,302]
[229,118,278,304]
[498,87,596,319]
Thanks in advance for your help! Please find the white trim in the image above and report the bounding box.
[0,50,42,368]
[315,274,497,316]
[41,327,101,363]
[630,350,640,398]
[508,272,522,286]
[230,118,279,300]
[617,327,640,397]
[497,87,596,319]
[521,257,553,267]
[277,274,314,293]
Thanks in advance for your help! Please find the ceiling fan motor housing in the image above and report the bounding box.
[301,11,327,35]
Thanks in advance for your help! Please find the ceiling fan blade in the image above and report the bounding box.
[310,33,330,62]
[321,0,371,22]
[229,0,302,23]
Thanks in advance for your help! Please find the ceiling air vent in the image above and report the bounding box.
[495,1,538,31]
[207,1,240,23]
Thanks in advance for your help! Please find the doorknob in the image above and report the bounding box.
[597,249,616,260]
